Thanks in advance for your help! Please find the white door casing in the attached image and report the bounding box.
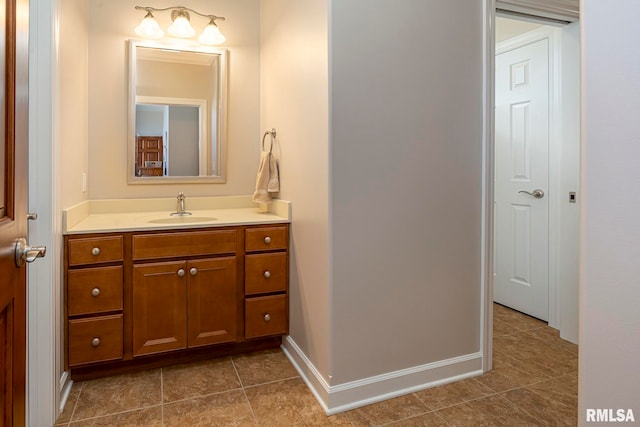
[494,37,550,321]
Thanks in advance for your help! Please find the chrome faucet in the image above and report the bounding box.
[171,192,192,216]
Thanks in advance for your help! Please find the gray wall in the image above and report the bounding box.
[329,0,484,383]
[264,0,485,396]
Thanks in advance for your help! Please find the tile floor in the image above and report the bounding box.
[55,304,578,426]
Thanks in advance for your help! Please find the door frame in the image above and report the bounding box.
[482,1,581,371]
[27,0,63,424]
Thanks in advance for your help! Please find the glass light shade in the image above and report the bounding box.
[168,13,196,38]
[198,21,226,45]
[134,13,164,39]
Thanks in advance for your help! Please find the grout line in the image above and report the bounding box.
[378,407,435,426]
[67,404,164,424]
[230,356,259,425]
[241,375,300,390]
[67,381,84,423]
[431,409,451,425]
[161,386,245,406]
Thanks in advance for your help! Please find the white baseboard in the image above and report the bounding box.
[281,336,483,415]
[59,372,73,414]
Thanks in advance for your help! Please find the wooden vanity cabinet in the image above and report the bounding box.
[65,235,125,367]
[64,223,289,377]
[132,257,238,356]
[244,226,289,339]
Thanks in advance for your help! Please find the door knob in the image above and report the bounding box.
[518,189,544,199]
[14,237,47,267]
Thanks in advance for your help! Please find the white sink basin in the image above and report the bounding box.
[147,216,217,224]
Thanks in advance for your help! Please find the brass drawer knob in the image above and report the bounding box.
[91,337,101,347]
[264,313,271,322]
[91,287,101,297]
[264,236,271,244]
[91,247,101,256]
[263,270,271,279]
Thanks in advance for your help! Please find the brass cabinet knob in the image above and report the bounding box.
[91,287,100,297]
[91,337,101,347]
[177,269,185,277]
[190,267,198,276]
[91,247,101,256]
[263,271,271,279]
[264,236,271,244]
[264,313,271,322]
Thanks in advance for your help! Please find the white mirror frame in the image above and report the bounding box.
[128,39,228,184]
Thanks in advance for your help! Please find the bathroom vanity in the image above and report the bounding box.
[63,197,290,379]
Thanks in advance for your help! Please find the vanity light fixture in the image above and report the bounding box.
[167,9,196,38]
[134,10,164,39]
[199,19,226,45]
[134,6,226,45]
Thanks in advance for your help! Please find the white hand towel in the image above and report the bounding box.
[252,151,272,203]
[267,152,280,193]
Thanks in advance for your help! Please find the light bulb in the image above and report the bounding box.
[168,11,196,38]
[134,12,164,39]
[199,20,226,45]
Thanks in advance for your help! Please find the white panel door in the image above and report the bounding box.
[494,38,549,321]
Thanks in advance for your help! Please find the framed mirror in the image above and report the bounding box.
[128,40,228,183]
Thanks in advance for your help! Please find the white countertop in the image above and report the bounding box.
[63,196,291,235]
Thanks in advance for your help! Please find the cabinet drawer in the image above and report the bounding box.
[68,314,123,366]
[245,253,287,295]
[245,226,288,252]
[68,266,123,316]
[245,295,287,339]
[133,229,237,260]
[68,236,123,266]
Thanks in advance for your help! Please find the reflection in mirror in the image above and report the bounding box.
[129,40,228,183]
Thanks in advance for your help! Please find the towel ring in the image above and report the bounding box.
[262,128,277,153]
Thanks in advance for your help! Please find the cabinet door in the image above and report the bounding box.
[133,261,187,356]
[187,257,239,348]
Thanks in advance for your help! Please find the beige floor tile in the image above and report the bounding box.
[71,369,161,421]
[162,357,242,402]
[163,389,256,427]
[525,327,579,356]
[414,378,495,410]
[385,411,449,426]
[474,363,548,393]
[232,349,299,387]
[528,374,578,408]
[56,382,83,424]
[329,409,371,426]
[496,333,577,377]
[245,378,341,426]
[502,386,578,426]
[333,394,429,426]
[493,334,531,354]
[491,349,515,369]
[68,406,162,426]
[436,394,539,426]
[492,318,516,337]
[493,304,546,331]
[492,348,555,380]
